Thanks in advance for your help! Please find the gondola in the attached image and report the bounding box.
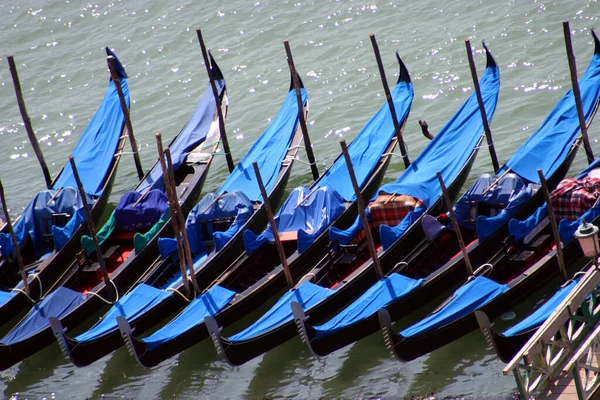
[206,43,500,366]
[0,48,131,329]
[0,52,229,370]
[379,34,600,362]
[298,31,600,358]
[474,274,582,363]
[49,68,310,367]
[117,52,414,368]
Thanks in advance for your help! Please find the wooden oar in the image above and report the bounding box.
[369,34,410,169]
[0,180,30,296]
[253,161,294,288]
[196,29,235,174]
[69,157,116,300]
[537,169,568,281]
[465,39,500,173]
[107,55,144,181]
[165,148,201,294]
[284,40,319,181]
[563,21,594,164]
[7,56,52,189]
[340,140,383,279]
[155,133,192,298]
[437,171,473,275]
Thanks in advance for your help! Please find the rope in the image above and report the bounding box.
[29,272,43,299]
[85,279,119,305]
[166,286,193,302]
[383,141,409,159]
[11,287,36,303]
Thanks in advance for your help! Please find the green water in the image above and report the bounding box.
[0,0,599,398]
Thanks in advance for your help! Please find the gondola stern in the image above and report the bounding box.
[105,47,128,80]
[288,70,305,93]
[208,50,225,83]
[395,51,411,84]
[481,40,498,70]
[592,28,600,56]
[204,316,236,366]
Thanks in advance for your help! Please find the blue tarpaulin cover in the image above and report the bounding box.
[113,190,169,231]
[559,200,600,244]
[1,286,85,345]
[380,206,427,250]
[75,283,173,343]
[378,61,499,208]
[453,173,538,241]
[296,79,413,250]
[158,191,253,258]
[52,48,129,197]
[399,276,508,338]
[217,88,306,202]
[314,81,413,203]
[454,49,600,241]
[52,207,86,251]
[0,188,92,257]
[142,285,236,350]
[314,273,423,339]
[136,78,225,193]
[228,282,334,342]
[331,59,500,249]
[0,290,15,308]
[499,51,600,184]
[509,157,600,242]
[243,186,345,254]
[503,278,580,337]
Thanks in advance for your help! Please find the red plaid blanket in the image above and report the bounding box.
[550,177,600,221]
[369,194,424,231]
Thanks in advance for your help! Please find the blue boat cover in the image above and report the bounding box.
[379,62,499,208]
[379,206,427,250]
[228,282,334,342]
[499,51,600,185]
[75,283,173,343]
[1,286,85,345]
[158,190,253,258]
[243,186,345,254]
[503,278,580,337]
[0,188,92,257]
[452,173,538,241]
[330,61,500,249]
[559,200,600,244]
[136,78,225,193]
[454,50,600,241]
[509,157,600,242]
[217,88,306,202]
[113,189,169,231]
[0,290,15,307]
[142,285,236,350]
[314,80,413,203]
[314,273,423,339]
[52,48,129,197]
[399,276,508,338]
[52,207,86,251]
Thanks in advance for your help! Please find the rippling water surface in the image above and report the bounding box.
[0,0,599,398]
